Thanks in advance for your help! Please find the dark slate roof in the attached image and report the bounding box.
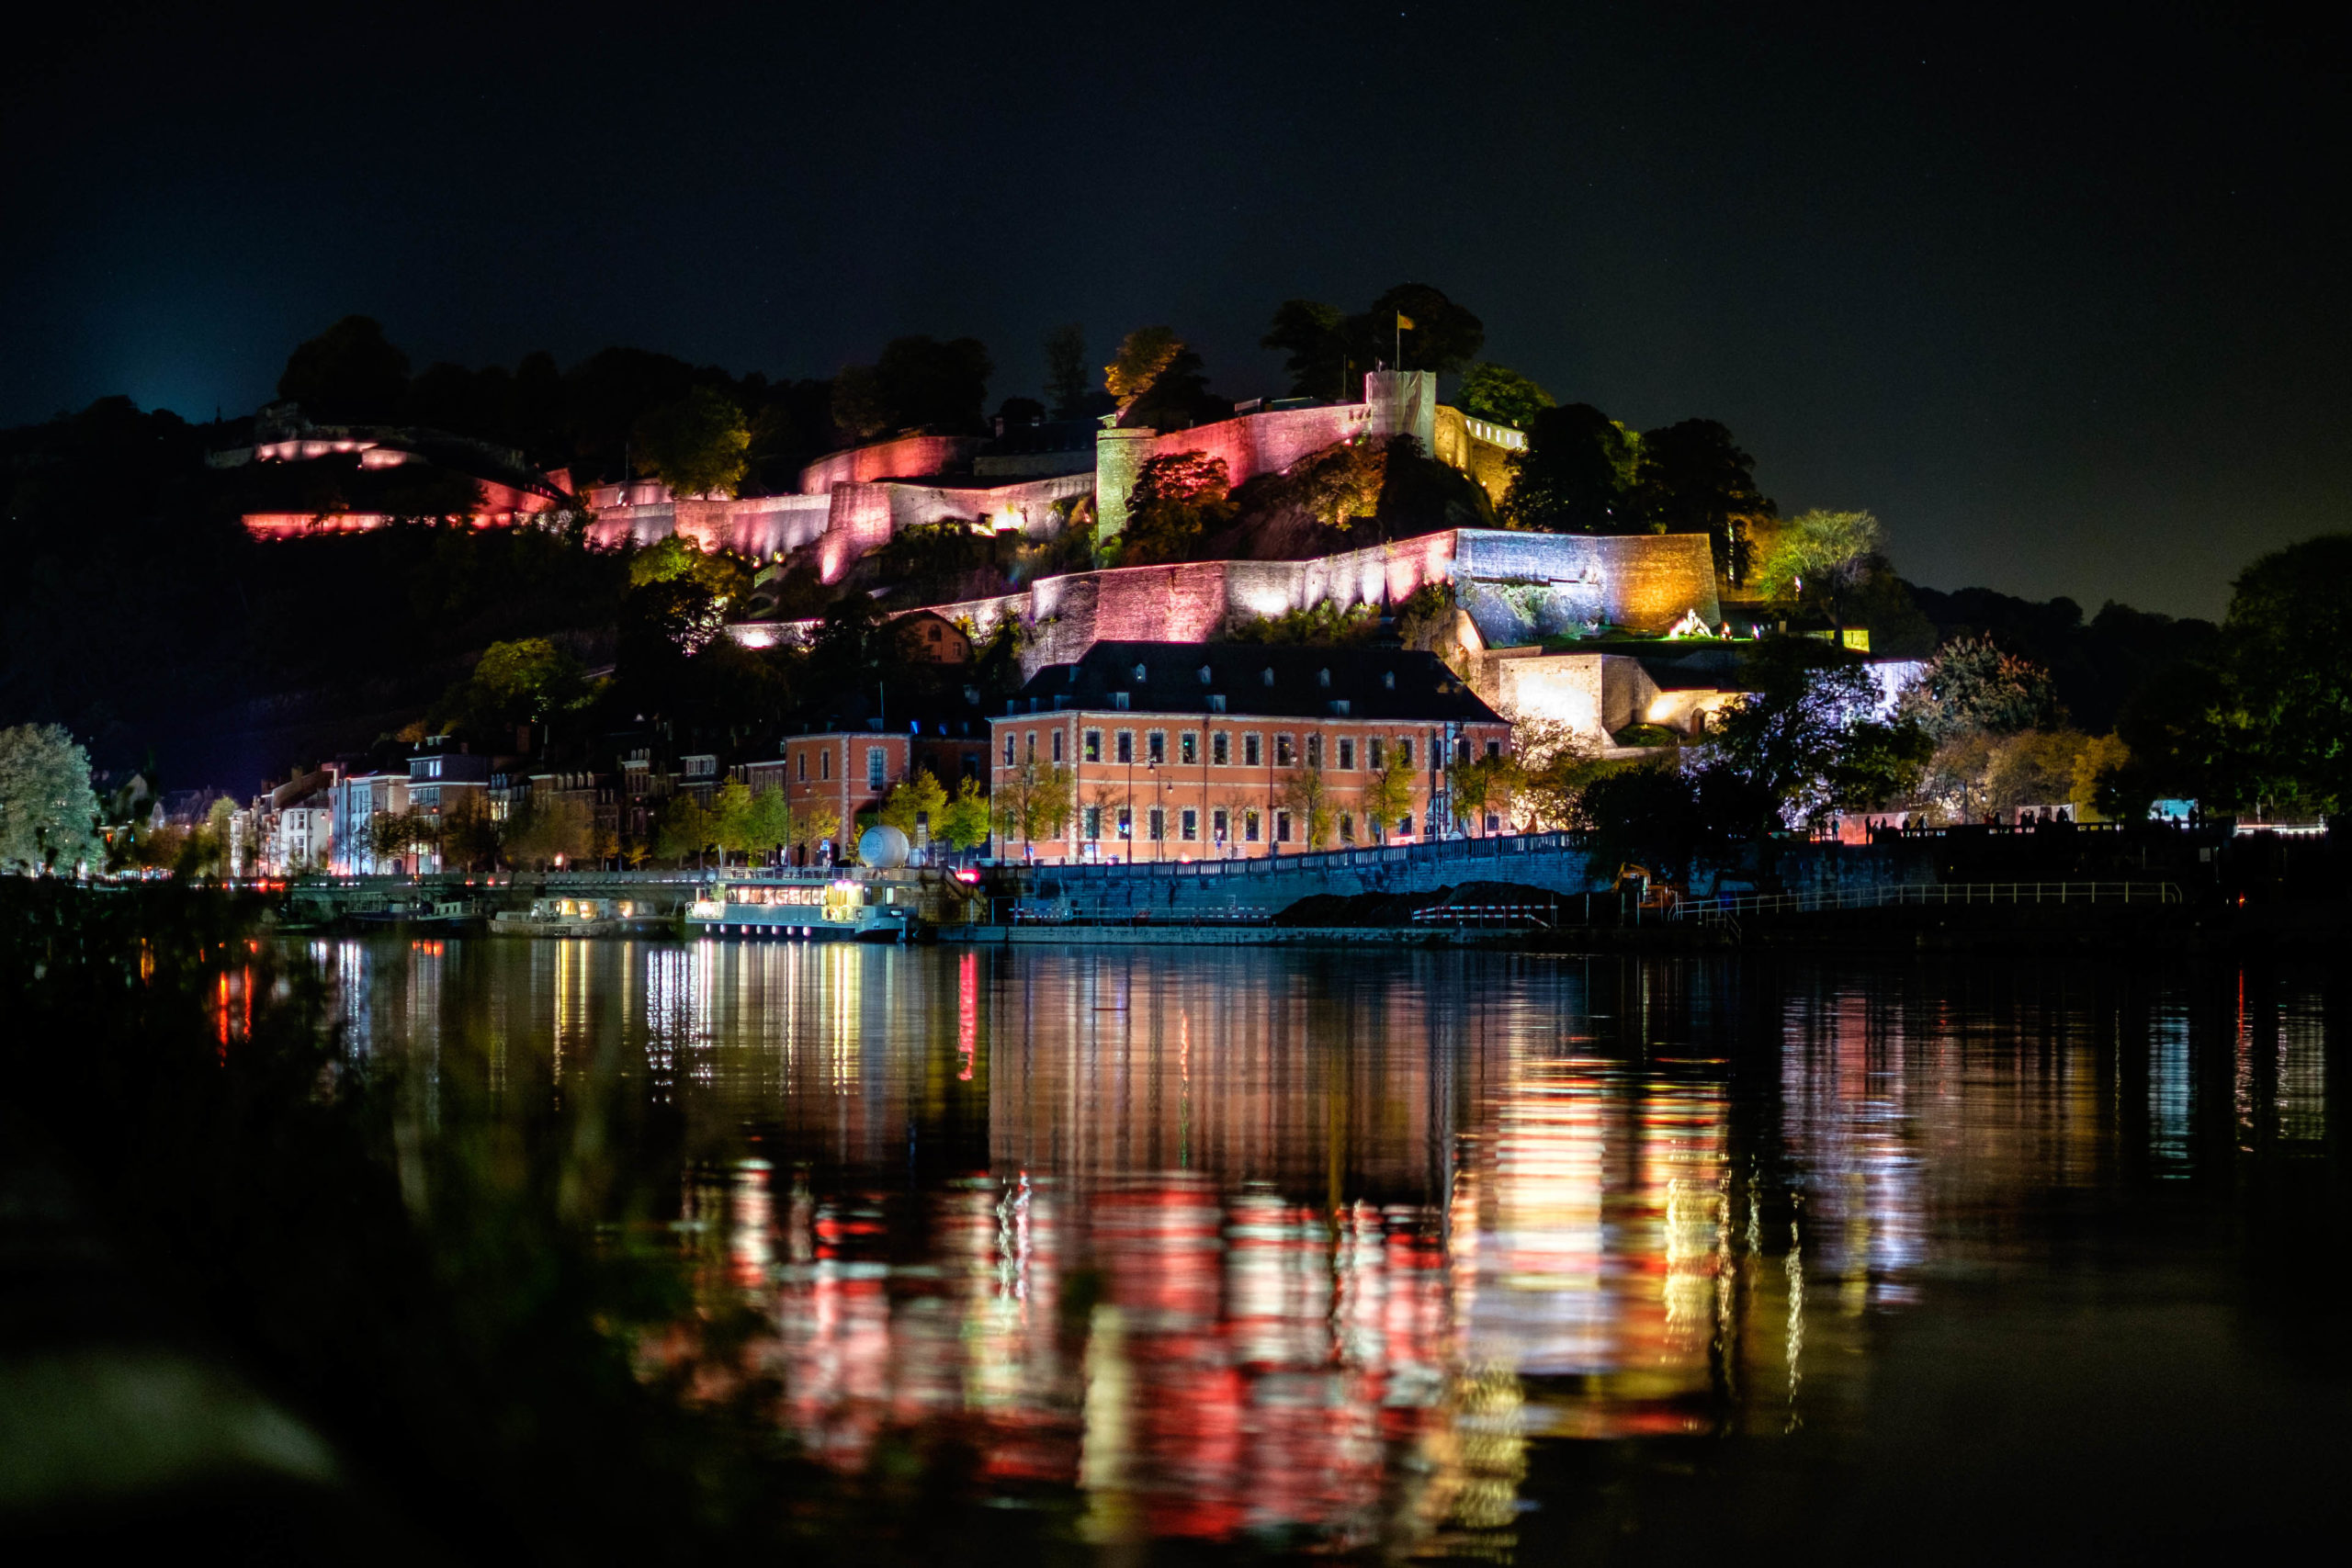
[1005,642,1505,723]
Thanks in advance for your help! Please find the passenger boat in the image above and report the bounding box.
[490,896,670,938]
[684,877,916,942]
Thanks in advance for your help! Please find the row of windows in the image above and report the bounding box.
[1005,729,1462,771]
[787,747,892,790]
[1073,806,1417,843]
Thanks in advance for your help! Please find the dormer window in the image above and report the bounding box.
[1383,671,1396,690]
[1113,691,1131,710]
[1133,662,1148,682]
[1261,668,1275,687]
[1317,668,1331,688]
[1198,665,1212,685]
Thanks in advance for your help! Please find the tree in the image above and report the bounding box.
[0,724,102,874]
[278,315,411,423]
[440,795,503,872]
[791,803,841,863]
[1630,419,1776,584]
[830,364,893,444]
[1261,299,1348,400]
[654,795,716,866]
[1279,765,1336,850]
[1283,439,1387,531]
[1502,404,1639,533]
[1754,510,1886,636]
[1361,737,1419,842]
[1120,452,1236,565]
[1447,752,1516,836]
[994,761,1074,852]
[1106,326,1182,406]
[368,809,436,872]
[634,386,749,498]
[878,770,948,840]
[711,778,757,866]
[1360,283,1484,377]
[506,797,592,869]
[876,335,992,432]
[1712,641,1929,825]
[1261,285,1486,397]
[1045,323,1091,418]
[1900,637,2064,739]
[1455,363,1555,431]
[935,776,992,853]
[2213,533,2352,811]
[746,786,794,863]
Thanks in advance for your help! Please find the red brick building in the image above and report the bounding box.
[989,642,1510,863]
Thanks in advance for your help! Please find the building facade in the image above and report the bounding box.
[988,643,1511,863]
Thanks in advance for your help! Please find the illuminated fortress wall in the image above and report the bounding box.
[882,528,1720,674]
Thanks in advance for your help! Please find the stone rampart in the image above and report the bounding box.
[798,434,988,493]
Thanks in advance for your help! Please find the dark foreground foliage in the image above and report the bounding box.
[0,883,1067,1564]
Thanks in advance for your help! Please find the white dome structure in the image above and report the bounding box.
[857,825,911,869]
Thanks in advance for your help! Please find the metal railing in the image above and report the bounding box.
[1678,881,2182,923]
[1409,901,1563,928]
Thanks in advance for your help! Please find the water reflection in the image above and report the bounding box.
[323,940,2338,1553]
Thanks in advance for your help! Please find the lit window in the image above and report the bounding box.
[1276,734,1295,768]
[1181,808,1198,841]
[1244,810,1261,843]
[1212,807,1228,840]
[1180,731,1197,764]
[1147,731,1166,765]
[866,748,886,790]
[1084,729,1102,762]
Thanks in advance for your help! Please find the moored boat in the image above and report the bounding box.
[684,876,916,942]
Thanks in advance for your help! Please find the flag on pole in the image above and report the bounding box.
[1396,312,1416,330]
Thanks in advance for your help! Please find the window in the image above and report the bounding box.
[1112,691,1131,710]
[1261,667,1274,687]
[1396,739,1413,770]
[1338,738,1355,771]
[1398,812,1413,837]
[1212,807,1229,841]
[1208,694,1227,713]
[1115,730,1135,764]
[1367,738,1384,770]
[1340,812,1355,843]
[1211,731,1229,766]
[1275,810,1293,843]
[1133,662,1148,682]
[866,748,887,790]
[1025,731,1037,762]
[1003,734,1015,766]
[1456,738,1472,765]
[1305,734,1322,769]
[1179,731,1197,764]
[1486,739,1501,760]
[1147,731,1166,765]
[797,752,807,782]
[1083,806,1102,840]
[1116,807,1132,840]
[1147,808,1165,841]
[1485,812,1501,833]
[1197,664,1212,684]
[1243,733,1262,767]
[821,750,831,781]
[1382,671,1396,690]
[1051,730,1064,762]
[1244,810,1261,843]
[1317,668,1330,687]
[1084,728,1102,762]
[1275,734,1295,768]
[1181,807,1198,841]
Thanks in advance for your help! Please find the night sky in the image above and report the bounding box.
[6,1,2343,617]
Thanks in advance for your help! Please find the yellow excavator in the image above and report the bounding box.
[1613,863,1680,913]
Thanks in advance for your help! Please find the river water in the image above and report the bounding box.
[323,937,2346,1559]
